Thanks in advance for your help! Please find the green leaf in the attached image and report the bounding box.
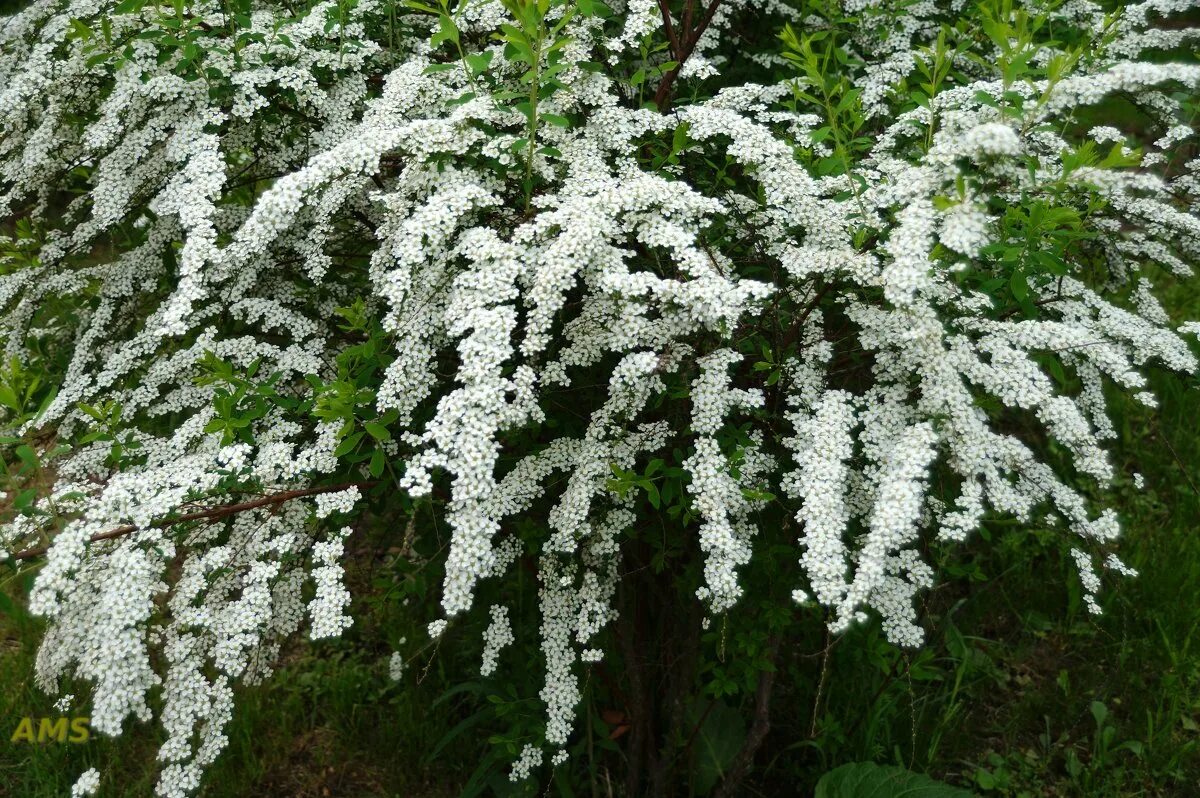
[364,421,391,441]
[641,480,660,509]
[815,762,974,798]
[430,680,484,709]
[1090,700,1108,728]
[541,113,571,128]
[1009,269,1029,303]
[68,18,93,40]
[577,0,612,16]
[0,384,20,411]
[334,431,365,457]
[670,122,692,155]
[423,706,491,766]
[1044,355,1068,388]
[687,700,746,795]
[431,14,460,48]
[15,444,38,471]
[465,51,493,76]
[14,488,37,512]
[369,446,386,478]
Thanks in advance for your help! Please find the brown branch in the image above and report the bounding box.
[995,295,1062,321]
[350,208,378,234]
[778,279,835,353]
[10,481,375,562]
[713,636,780,797]
[614,562,661,795]
[653,0,723,112]
[657,0,683,61]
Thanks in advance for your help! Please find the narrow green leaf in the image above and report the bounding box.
[334,431,365,457]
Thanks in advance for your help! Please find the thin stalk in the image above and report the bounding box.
[813,51,868,225]
[523,22,544,214]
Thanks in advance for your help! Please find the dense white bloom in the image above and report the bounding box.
[308,527,354,639]
[1,0,1197,791]
[71,768,100,797]
[480,604,514,676]
[686,349,766,612]
[510,743,544,781]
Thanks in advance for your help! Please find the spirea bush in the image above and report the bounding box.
[1,0,1198,794]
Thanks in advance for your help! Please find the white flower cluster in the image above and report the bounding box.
[685,349,766,613]
[308,527,354,639]
[480,604,514,676]
[510,742,544,782]
[389,649,407,682]
[71,768,100,798]
[1,0,1198,791]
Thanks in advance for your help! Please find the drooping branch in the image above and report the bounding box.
[9,481,376,562]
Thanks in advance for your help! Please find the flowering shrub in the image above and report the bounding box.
[1,0,1198,794]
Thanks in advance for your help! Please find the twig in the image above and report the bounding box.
[996,294,1062,321]
[778,279,834,353]
[714,636,780,797]
[810,627,832,736]
[1154,420,1199,497]
[10,481,375,561]
[653,0,723,111]
[678,698,718,764]
[657,0,682,60]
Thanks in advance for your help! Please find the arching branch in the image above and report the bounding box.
[9,481,376,562]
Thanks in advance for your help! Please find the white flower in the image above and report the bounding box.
[72,769,100,798]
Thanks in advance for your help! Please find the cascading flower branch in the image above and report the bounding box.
[1,0,1199,793]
